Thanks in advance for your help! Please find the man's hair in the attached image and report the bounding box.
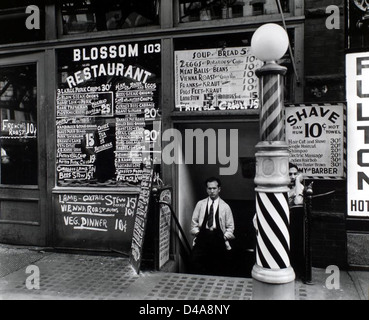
[205,177,221,188]
[289,162,299,171]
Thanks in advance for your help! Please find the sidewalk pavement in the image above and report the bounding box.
[0,244,367,301]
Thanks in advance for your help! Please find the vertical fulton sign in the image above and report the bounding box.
[347,52,369,217]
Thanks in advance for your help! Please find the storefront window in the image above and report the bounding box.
[178,0,290,23]
[56,41,161,187]
[347,0,369,50]
[0,1,44,44]
[0,64,38,185]
[61,0,160,35]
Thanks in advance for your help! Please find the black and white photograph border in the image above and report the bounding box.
[0,0,367,304]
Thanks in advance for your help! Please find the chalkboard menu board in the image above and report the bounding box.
[54,162,154,255]
[175,47,262,112]
[54,189,140,253]
[56,41,161,187]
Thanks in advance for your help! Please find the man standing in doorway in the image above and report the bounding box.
[288,162,305,277]
[288,163,304,207]
[190,177,235,275]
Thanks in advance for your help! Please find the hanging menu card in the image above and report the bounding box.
[56,41,161,187]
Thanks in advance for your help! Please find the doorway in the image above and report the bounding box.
[177,121,258,277]
[0,53,47,246]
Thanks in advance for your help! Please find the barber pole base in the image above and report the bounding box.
[252,276,296,300]
[252,141,295,284]
[252,190,295,284]
[252,262,295,284]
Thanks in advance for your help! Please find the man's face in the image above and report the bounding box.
[289,167,298,185]
[207,181,221,200]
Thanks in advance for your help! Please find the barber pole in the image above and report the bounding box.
[252,62,295,284]
[259,73,285,141]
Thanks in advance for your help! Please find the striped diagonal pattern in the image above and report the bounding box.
[255,191,291,270]
[260,75,285,141]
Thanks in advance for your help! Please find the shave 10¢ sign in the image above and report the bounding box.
[286,103,345,180]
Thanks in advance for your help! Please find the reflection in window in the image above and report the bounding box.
[0,1,44,44]
[61,0,160,35]
[179,0,290,23]
[0,65,38,185]
[347,0,369,50]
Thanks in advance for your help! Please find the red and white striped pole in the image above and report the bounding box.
[251,24,295,285]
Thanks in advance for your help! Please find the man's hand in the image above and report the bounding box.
[296,173,304,183]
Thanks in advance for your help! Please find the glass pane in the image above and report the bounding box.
[0,64,38,185]
[179,0,290,23]
[0,1,44,44]
[61,0,160,35]
[56,41,161,187]
[347,0,369,50]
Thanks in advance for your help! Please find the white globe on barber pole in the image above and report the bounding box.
[251,23,289,62]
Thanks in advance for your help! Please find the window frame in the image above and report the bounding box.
[174,0,303,27]
[56,0,163,39]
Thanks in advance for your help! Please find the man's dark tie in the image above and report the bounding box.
[207,200,214,228]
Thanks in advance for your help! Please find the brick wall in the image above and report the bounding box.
[303,176,348,268]
[303,0,348,269]
[304,0,345,103]
[311,211,347,269]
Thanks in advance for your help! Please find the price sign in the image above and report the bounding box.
[56,40,161,186]
[286,104,345,179]
[175,47,262,112]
